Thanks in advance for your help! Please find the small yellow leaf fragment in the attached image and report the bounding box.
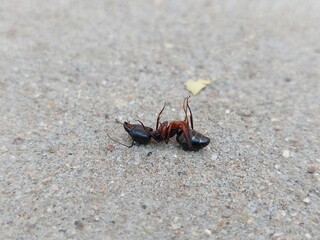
[185,79,212,95]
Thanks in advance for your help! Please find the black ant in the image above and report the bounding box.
[107,97,210,151]
[138,97,210,151]
[107,120,153,148]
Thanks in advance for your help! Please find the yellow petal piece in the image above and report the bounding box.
[185,79,212,95]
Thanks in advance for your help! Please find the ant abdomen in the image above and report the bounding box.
[177,130,210,151]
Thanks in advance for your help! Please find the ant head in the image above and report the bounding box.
[123,121,133,133]
[123,121,130,126]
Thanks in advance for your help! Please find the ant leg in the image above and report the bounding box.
[182,97,194,130]
[186,96,194,130]
[182,98,190,127]
[165,124,172,144]
[136,120,149,133]
[136,120,161,142]
[183,98,187,122]
[107,133,134,148]
[156,102,166,130]
[181,122,192,148]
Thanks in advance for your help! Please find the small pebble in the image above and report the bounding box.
[204,229,212,236]
[171,224,180,230]
[106,144,115,152]
[48,147,56,153]
[164,43,174,49]
[211,153,218,160]
[307,164,317,173]
[225,109,231,114]
[303,197,311,204]
[282,150,290,158]
[51,184,59,191]
[274,126,281,131]
[74,221,84,230]
[147,152,152,157]
[238,109,253,117]
[12,137,24,145]
[141,204,147,209]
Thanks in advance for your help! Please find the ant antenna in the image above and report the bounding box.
[114,119,123,125]
[156,102,166,130]
[107,133,134,148]
[183,97,188,119]
[183,96,194,129]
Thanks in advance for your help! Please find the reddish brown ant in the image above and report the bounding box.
[107,97,210,151]
[138,96,210,151]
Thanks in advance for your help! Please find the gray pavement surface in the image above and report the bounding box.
[1,0,320,239]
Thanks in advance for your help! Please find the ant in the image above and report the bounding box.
[107,97,210,151]
[107,120,153,148]
[138,96,210,151]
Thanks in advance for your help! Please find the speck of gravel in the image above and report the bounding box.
[282,150,290,158]
[48,147,56,153]
[12,137,24,144]
[74,221,84,230]
[303,198,311,204]
[106,144,115,152]
[307,164,317,173]
[204,229,212,236]
[238,109,253,117]
[51,184,59,191]
[141,204,147,209]
[305,233,312,239]
[274,126,281,131]
[211,152,218,160]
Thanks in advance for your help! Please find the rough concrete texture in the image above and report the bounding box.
[1,0,320,239]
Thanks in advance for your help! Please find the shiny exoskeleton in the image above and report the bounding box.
[107,120,153,148]
[123,121,153,145]
[176,129,210,151]
[108,97,210,151]
[139,97,210,151]
[175,97,210,151]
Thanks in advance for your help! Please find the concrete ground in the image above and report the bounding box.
[1,0,319,239]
